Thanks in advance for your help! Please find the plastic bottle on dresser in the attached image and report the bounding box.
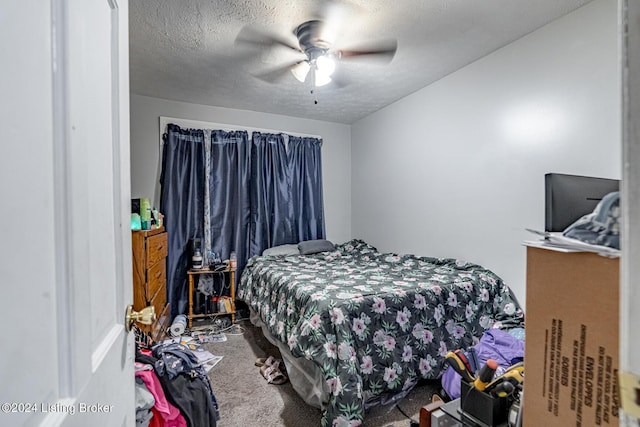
[229,251,237,269]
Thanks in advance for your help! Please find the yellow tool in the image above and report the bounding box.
[485,362,524,396]
[444,350,475,383]
[473,359,498,391]
[490,380,516,397]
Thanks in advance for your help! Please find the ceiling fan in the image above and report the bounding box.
[234,2,398,88]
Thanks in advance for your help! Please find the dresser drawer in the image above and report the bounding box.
[147,259,166,302]
[146,232,167,269]
[149,284,167,321]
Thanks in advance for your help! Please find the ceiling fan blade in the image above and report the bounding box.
[338,39,398,62]
[235,25,302,53]
[252,61,303,84]
[311,1,349,45]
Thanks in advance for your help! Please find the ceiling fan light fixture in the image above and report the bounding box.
[237,13,397,90]
[314,68,332,87]
[291,61,311,83]
[316,54,336,76]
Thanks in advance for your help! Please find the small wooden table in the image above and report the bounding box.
[187,266,236,329]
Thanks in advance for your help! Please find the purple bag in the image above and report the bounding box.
[441,328,524,399]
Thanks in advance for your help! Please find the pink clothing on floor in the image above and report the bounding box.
[135,368,187,427]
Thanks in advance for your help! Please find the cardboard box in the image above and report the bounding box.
[523,246,619,426]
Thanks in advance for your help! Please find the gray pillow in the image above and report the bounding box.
[262,244,300,256]
[298,239,335,255]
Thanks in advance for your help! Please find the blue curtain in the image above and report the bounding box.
[249,132,294,257]
[160,124,205,319]
[160,126,326,318]
[209,130,251,278]
[288,136,325,241]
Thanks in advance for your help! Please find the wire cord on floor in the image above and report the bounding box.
[395,403,419,426]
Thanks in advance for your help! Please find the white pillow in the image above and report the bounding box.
[262,244,300,256]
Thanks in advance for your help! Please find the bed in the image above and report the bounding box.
[237,239,524,426]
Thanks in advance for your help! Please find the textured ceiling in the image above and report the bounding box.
[129,0,593,124]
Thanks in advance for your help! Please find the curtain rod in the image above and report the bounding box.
[159,116,322,145]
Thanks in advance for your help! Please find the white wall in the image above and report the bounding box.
[350,0,620,308]
[130,94,352,243]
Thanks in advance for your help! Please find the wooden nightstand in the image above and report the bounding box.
[187,266,236,329]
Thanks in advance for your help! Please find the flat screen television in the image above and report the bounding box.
[545,173,619,232]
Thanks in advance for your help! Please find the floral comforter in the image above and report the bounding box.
[237,240,524,426]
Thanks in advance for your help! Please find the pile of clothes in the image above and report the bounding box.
[134,327,220,427]
[563,191,620,249]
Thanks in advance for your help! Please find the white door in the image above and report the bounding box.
[621,0,640,423]
[0,1,134,426]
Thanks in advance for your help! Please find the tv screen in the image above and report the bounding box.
[545,173,619,232]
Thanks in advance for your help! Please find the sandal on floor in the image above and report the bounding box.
[254,355,277,367]
[260,360,288,385]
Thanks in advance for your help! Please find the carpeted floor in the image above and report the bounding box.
[204,319,442,427]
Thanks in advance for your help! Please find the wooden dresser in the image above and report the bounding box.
[132,227,170,341]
